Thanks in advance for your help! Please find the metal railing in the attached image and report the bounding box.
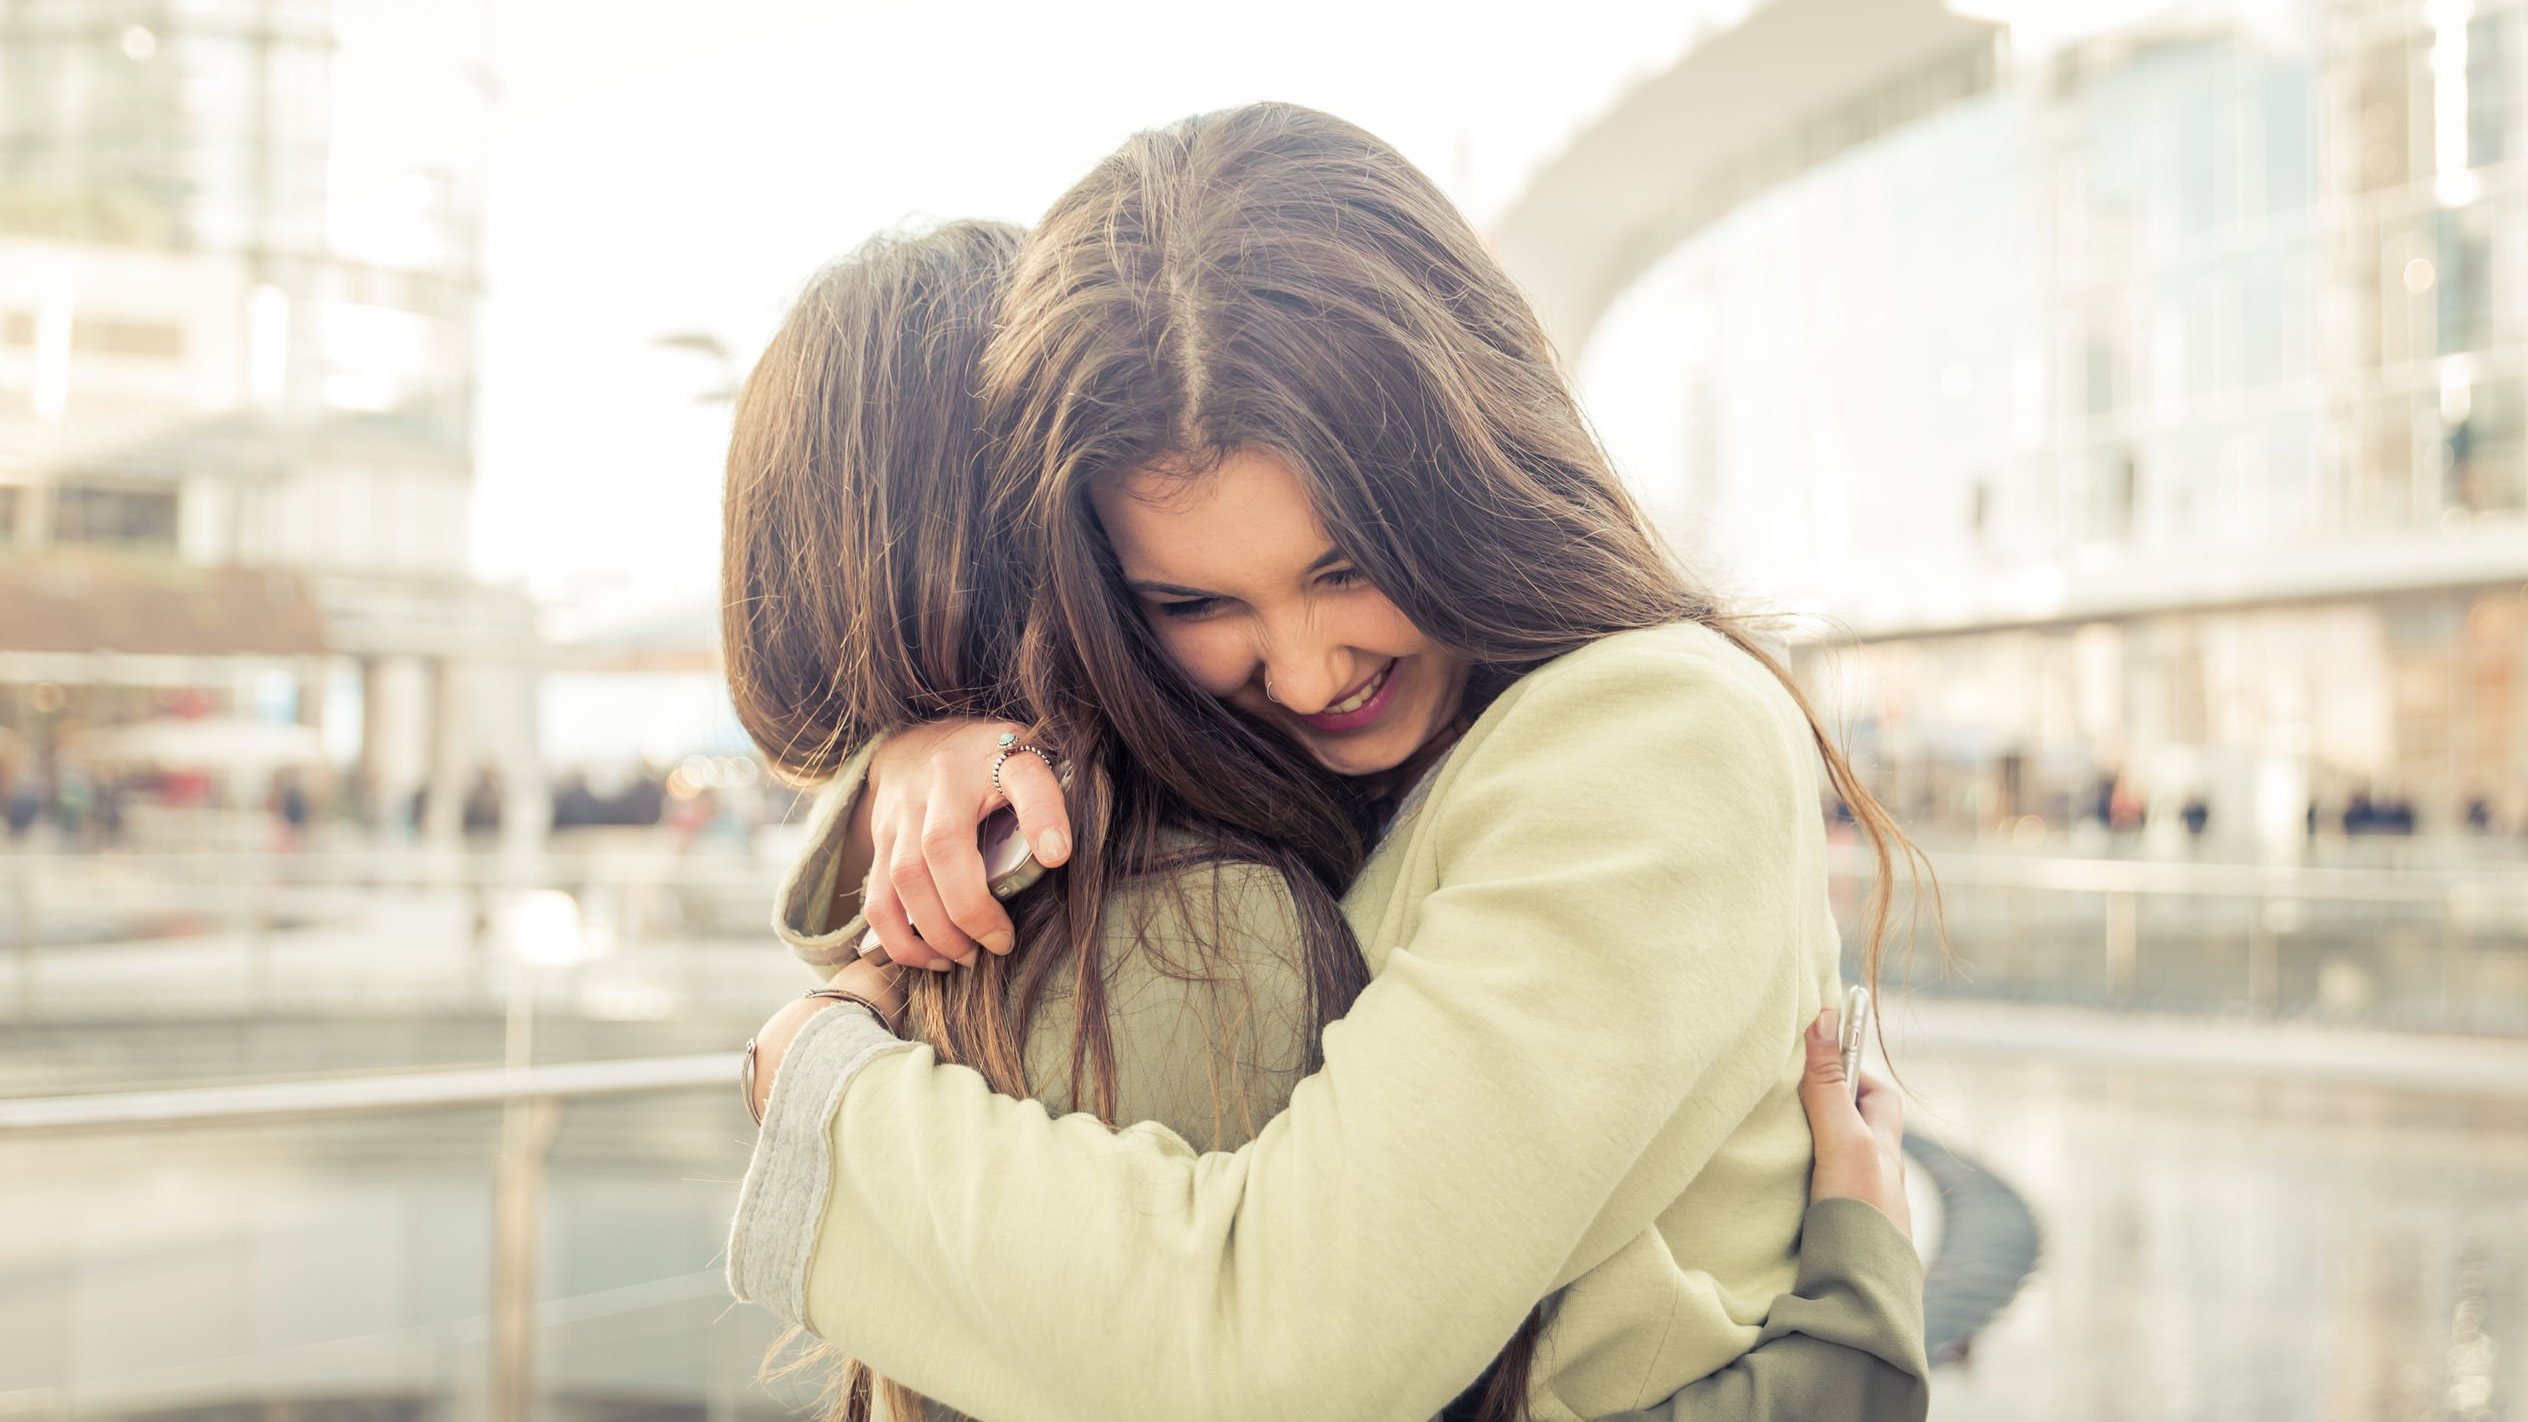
[12,837,2528,1034]
[0,1053,727,1134]
[2,845,796,1028]
[0,1054,734,1422]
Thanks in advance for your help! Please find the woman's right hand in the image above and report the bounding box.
[860,718,1073,970]
[1797,1007,1911,1240]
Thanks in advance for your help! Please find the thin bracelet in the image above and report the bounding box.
[741,988,899,1126]
[803,986,896,1020]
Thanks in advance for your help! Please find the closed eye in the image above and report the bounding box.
[1152,595,1224,620]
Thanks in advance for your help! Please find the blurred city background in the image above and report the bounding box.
[1,0,2523,1418]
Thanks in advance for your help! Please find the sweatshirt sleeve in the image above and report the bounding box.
[739,1021,1930,1422]
[769,733,886,976]
[752,636,1822,1422]
[1602,1199,1931,1422]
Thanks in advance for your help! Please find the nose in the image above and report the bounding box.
[1258,629,1357,715]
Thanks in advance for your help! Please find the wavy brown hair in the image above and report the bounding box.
[722,220,1371,1422]
[980,102,1936,1421]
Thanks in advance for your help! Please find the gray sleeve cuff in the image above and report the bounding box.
[725,1003,915,1326]
[772,734,886,973]
[1762,1196,1930,1374]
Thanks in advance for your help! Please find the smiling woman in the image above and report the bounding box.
[1096,446,1470,777]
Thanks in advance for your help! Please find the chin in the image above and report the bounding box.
[1299,732,1416,779]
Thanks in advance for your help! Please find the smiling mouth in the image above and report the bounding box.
[1320,662,1393,716]
[1289,659,1402,737]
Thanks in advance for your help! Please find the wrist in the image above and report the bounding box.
[747,996,844,1123]
[828,955,907,1024]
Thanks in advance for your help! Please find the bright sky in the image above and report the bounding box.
[466,0,1744,637]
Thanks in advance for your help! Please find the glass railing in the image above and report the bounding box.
[1836,843,2528,1036]
[0,1056,819,1422]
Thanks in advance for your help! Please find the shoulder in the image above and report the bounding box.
[1409,621,1822,865]
[1098,845,1307,982]
[1037,844,1317,1148]
[1461,621,1809,774]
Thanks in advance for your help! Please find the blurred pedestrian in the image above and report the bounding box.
[461,765,502,838]
[50,762,93,848]
[2108,772,2148,833]
[2,767,39,840]
[270,768,310,851]
[2343,789,2377,835]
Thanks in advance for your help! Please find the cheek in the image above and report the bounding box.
[1147,618,1252,697]
[1350,593,1433,655]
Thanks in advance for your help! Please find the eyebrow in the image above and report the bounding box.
[1126,548,1348,600]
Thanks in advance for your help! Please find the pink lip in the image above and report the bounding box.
[1299,660,1400,735]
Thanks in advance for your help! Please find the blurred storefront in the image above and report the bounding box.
[0,0,546,850]
[1534,0,2528,853]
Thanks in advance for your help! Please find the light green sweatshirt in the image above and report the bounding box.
[732,622,1927,1421]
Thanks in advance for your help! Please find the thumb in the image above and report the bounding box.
[1798,1009,1867,1138]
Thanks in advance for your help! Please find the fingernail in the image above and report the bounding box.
[859,931,887,961]
[926,959,953,973]
[1816,1008,1839,1041]
[981,931,1015,956]
[1035,828,1067,863]
[954,950,979,969]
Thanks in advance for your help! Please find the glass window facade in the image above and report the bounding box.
[54,483,178,548]
[1578,0,2528,841]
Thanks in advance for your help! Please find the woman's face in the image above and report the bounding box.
[1092,446,1468,778]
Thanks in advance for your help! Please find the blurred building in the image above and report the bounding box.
[1524,0,2528,853]
[0,0,544,847]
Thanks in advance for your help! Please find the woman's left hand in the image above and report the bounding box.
[748,958,908,1123]
[1796,1006,1911,1240]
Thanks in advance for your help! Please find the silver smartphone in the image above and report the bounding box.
[1837,985,1872,1103]
[978,804,1048,901]
[980,755,1074,903]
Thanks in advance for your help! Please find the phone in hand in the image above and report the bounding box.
[856,760,1070,966]
[979,805,1048,901]
[1837,985,1872,1103]
[980,755,1074,903]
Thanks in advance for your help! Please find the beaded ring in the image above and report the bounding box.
[990,730,1058,803]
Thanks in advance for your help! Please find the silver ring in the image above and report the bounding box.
[991,739,1057,802]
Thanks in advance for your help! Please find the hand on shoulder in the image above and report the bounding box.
[861,718,1073,969]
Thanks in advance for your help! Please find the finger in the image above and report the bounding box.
[887,845,980,966]
[923,791,1017,954]
[859,809,943,970]
[863,881,953,972]
[996,749,1072,867]
[1854,1071,1905,1152]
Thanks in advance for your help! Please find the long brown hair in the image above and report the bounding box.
[980,102,1936,1421]
[722,220,1371,1422]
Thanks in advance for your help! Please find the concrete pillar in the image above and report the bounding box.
[357,656,385,827]
[295,656,325,730]
[488,661,551,866]
[15,479,53,546]
[359,654,434,836]
[422,656,466,849]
